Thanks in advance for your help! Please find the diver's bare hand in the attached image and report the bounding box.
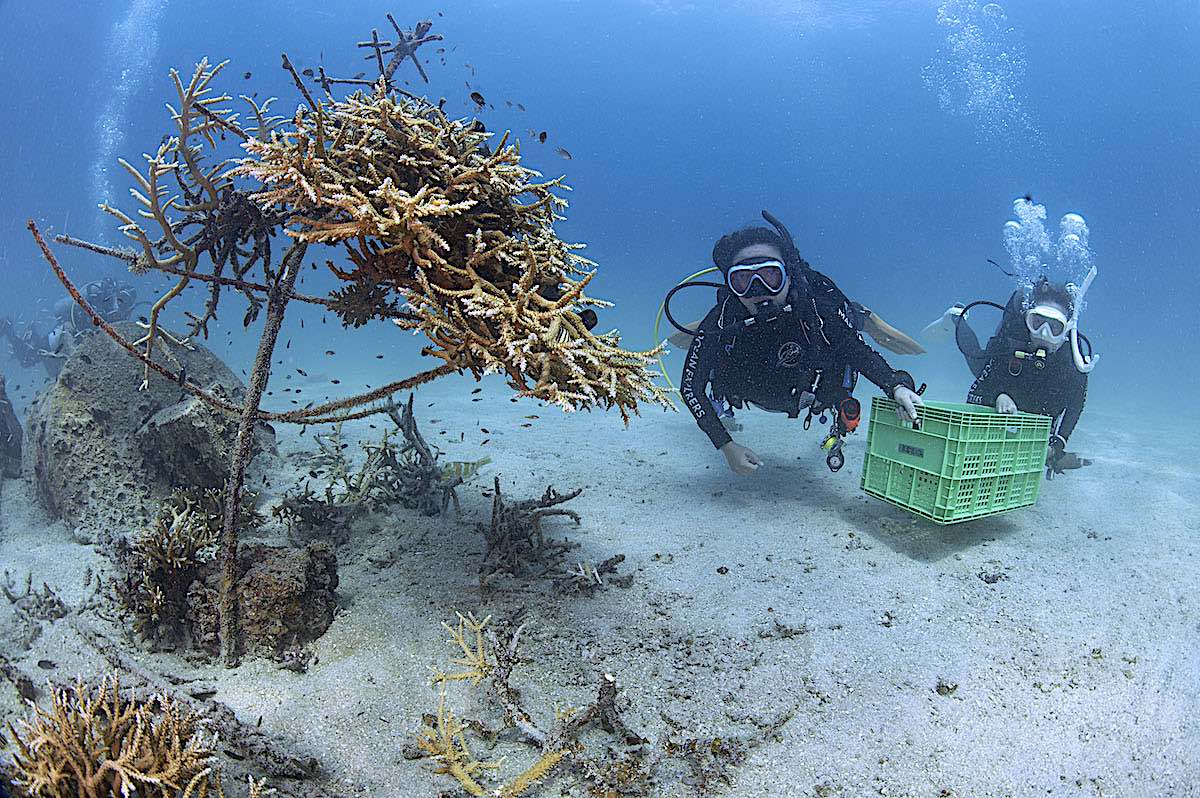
[996,393,1018,415]
[892,385,924,423]
[720,441,762,475]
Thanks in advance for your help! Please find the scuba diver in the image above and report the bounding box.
[926,267,1097,478]
[50,276,137,344]
[667,280,925,355]
[665,210,925,475]
[0,277,137,378]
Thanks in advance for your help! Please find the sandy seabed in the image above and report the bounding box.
[1,374,1197,798]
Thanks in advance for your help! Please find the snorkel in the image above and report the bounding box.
[760,209,810,299]
[1025,266,1098,372]
[1067,265,1099,373]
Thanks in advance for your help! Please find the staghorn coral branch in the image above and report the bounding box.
[232,89,669,420]
[36,226,435,426]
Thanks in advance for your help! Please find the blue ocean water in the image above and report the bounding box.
[1,1,1197,421]
[1,4,1198,795]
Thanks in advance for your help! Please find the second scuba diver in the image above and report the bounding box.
[667,211,925,475]
[926,268,1097,478]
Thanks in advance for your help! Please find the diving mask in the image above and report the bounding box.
[1025,303,1069,349]
[726,258,787,297]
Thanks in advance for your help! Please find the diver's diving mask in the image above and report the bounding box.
[1025,303,1070,349]
[726,258,788,297]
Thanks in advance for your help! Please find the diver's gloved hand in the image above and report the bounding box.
[1045,435,1092,479]
[996,393,1018,415]
[720,441,762,475]
[892,385,923,423]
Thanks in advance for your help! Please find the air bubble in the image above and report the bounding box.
[923,0,1040,150]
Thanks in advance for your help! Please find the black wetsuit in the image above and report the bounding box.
[680,271,907,449]
[961,291,1088,443]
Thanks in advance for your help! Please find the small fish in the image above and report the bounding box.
[481,439,490,445]
[376,354,384,359]
[225,749,246,762]
[285,338,291,349]
[302,68,314,77]
[243,71,252,79]
[465,62,475,75]
[325,350,335,356]
[520,423,532,428]
[480,428,490,434]
[438,98,447,110]
[1023,192,1035,203]
[524,414,540,419]
[538,131,547,144]
[354,71,366,79]
[470,91,485,107]
[516,103,526,112]
[527,128,538,137]
[504,100,512,108]
[471,388,482,394]
[472,397,482,402]
[37,659,56,670]
[296,368,308,377]
[331,379,340,385]
[555,147,572,160]
[300,318,304,328]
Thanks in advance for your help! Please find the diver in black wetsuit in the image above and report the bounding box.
[673,212,924,475]
[946,274,1097,477]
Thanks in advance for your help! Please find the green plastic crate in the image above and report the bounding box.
[860,398,1052,524]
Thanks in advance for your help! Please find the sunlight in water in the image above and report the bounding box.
[89,0,169,243]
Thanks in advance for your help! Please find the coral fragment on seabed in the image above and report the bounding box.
[415,684,503,797]
[112,489,248,647]
[272,393,469,538]
[478,477,583,589]
[432,611,494,687]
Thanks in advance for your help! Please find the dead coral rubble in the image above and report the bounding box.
[273,394,473,539]
[413,613,651,798]
[479,477,583,589]
[4,672,268,798]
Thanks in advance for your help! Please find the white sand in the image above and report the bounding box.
[2,373,1198,797]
